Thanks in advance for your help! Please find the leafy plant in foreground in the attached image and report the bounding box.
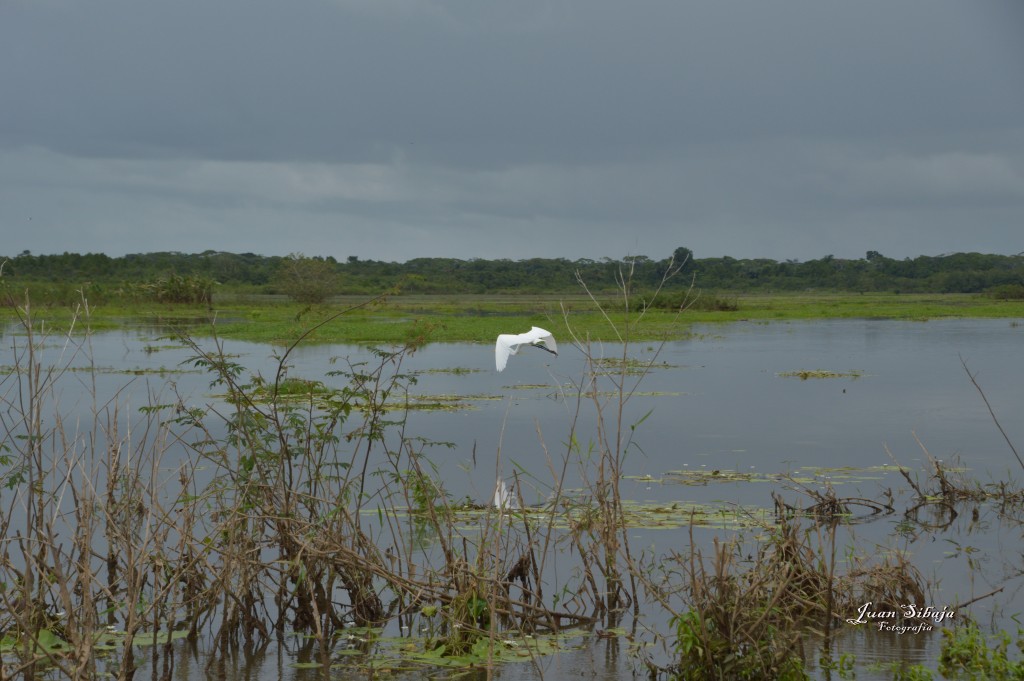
[939,621,1024,680]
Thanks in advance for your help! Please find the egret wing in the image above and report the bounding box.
[527,327,557,355]
[495,334,517,372]
[539,329,557,355]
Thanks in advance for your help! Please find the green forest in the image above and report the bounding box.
[2,247,1023,305]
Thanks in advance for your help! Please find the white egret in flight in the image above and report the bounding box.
[495,326,558,372]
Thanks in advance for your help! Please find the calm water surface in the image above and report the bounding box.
[3,317,1022,679]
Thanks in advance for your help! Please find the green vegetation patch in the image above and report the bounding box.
[591,356,679,375]
[403,393,503,411]
[301,626,590,675]
[404,497,773,531]
[244,378,333,402]
[655,464,900,489]
[415,366,485,375]
[777,369,865,380]
[0,364,194,377]
[397,630,587,669]
[794,465,894,485]
[620,500,773,530]
[4,291,1023,344]
[241,382,502,412]
[0,627,189,656]
[659,468,774,485]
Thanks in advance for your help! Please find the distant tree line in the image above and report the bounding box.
[2,247,1023,305]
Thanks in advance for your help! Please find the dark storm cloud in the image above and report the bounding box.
[7,0,1021,164]
[1,0,1022,260]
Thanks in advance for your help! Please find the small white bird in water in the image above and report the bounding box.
[493,478,518,510]
[495,326,558,372]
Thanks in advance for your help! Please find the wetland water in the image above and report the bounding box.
[3,317,1023,679]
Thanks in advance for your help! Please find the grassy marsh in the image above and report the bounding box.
[2,291,1022,345]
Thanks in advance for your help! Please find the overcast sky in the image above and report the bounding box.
[2,0,1023,263]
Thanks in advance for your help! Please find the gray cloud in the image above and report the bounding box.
[2,0,1023,262]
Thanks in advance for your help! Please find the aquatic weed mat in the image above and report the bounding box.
[287,627,591,675]
[390,497,775,532]
[0,363,198,376]
[776,369,865,380]
[0,628,190,658]
[650,464,900,488]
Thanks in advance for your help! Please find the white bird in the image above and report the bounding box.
[495,326,558,372]
[493,478,518,510]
